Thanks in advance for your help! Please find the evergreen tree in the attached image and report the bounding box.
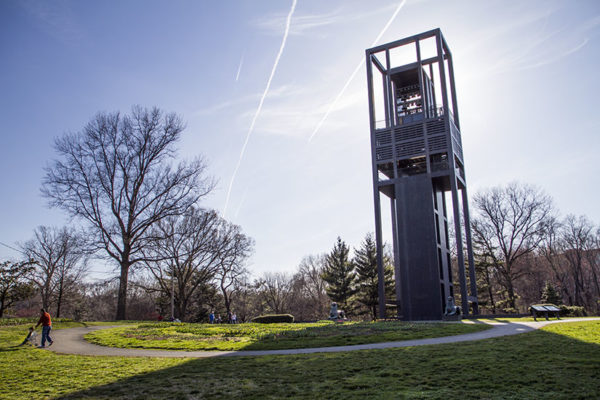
[540,281,562,305]
[321,237,356,313]
[353,234,395,320]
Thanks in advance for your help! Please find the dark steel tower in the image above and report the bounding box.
[365,29,478,320]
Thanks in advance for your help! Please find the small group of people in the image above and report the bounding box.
[20,308,54,348]
[157,315,181,323]
[208,310,237,324]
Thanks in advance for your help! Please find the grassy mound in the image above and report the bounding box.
[84,320,491,351]
[0,320,598,399]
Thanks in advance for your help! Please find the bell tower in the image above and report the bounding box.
[365,29,478,320]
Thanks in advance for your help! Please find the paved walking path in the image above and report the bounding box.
[47,318,598,358]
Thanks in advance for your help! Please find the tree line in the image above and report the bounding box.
[3,182,599,320]
[472,183,600,314]
[0,231,391,322]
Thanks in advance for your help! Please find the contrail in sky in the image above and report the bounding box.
[223,0,297,217]
[308,0,406,142]
[235,54,244,81]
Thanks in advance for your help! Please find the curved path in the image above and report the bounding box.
[47,318,598,358]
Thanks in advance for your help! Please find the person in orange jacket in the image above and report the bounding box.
[35,308,53,348]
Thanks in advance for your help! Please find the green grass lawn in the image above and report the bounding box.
[0,320,598,399]
[470,317,570,323]
[84,320,491,351]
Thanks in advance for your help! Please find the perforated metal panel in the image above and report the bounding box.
[428,135,447,152]
[395,139,426,157]
[395,124,424,142]
[376,129,393,146]
[452,136,463,160]
[450,121,462,143]
[426,120,445,136]
[376,146,393,160]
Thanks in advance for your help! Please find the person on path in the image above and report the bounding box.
[209,311,215,324]
[35,308,53,348]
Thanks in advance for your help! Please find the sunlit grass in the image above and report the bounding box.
[468,316,595,323]
[0,320,598,399]
[85,320,491,351]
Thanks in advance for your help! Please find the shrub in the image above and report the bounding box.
[0,317,74,326]
[251,314,294,324]
[559,305,587,317]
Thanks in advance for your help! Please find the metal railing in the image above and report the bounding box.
[374,105,454,131]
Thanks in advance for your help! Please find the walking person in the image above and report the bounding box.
[35,308,53,348]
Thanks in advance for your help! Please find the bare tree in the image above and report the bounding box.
[585,226,600,312]
[539,216,574,304]
[0,261,35,317]
[471,182,553,311]
[539,215,600,311]
[228,275,260,322]
[257,272,292,314]
[42,106,214,319]
[21,226,87,317]
[560,215,596,308]
[141,208,224,321]
[213,222,253,316]
[288,254,329,321]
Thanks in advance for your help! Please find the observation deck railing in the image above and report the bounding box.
[374,106,453,131]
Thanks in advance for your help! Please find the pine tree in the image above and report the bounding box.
[353,234,395,320]
[321,237,356,313]
[540,281,562,305]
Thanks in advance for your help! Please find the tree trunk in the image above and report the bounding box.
[56,277,64,318]
[506,277,516,310]
[0,292,5,318]
[221,277,231,315]
[42,284,51,310]
[483,268,496,313]
[116,262,130,320]
[222,288,231,315]
[487,283,496,314]
[587,259,600,313]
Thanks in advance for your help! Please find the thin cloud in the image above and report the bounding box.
[515,37,589,71]
[233,187,249,220]
[255,3,401,37]
[308,0,407,142]
[256,9,344,36]
[222,0,298,217]
[192,93,258,116]
[192,84,307,118]
[17,0,85,45]
[461,8,598,79]
[247,90,364,138]
[235,54,244,82]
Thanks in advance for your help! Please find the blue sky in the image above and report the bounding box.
[1,0,599,281]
